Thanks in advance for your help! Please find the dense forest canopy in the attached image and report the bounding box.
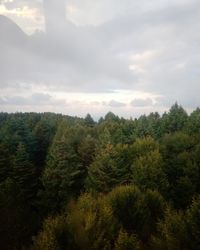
[1,103,200,250]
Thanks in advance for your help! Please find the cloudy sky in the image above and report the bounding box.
[0,0,199,119]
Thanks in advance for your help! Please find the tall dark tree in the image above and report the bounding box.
[84,113,95,127]
[0,143,12,183]
[13,143,37,201]
[161,103,188,134]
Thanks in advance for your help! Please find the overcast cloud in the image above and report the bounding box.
[0,0,199,118]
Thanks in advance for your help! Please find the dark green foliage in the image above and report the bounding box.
[42,136,83,211]
[32,193,118,250]
[78,134,97,169]
[84,113,95,127]
[0,105,200,250]
[108,185,145,233]
[31,215,69,250]
[161,103,188,133]
[0,143,12,182]
[151,208,187,250]
[33,118,57,169]
[161,132,199,208]
[131,137,168,193]
[0,179,38,250]
[108,186,166,244]
[114,229,140,250]
[184,108,200,135]
[152,197,200,250]
[186,196,200,249]
[13,143,38,200]
[86,144,132,192]
[42,123,93,212]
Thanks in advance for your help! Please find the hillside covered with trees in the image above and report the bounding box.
[1,103,200,250]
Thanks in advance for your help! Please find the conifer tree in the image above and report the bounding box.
[0,143,11,183]
[13,143,37,200]
[42,135,84,211]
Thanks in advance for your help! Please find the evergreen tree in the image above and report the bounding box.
[131,137,168,193]
[115,229,140,250]
[0,143,12,183]
[13,143,37,200]
[84,113,95,127]
[86,144,132,192]
[161,103,188,134]
[42,135,84,211]
[161,132,198,208]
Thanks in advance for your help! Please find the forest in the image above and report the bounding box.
[0,103,200,250]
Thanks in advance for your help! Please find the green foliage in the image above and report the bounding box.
[152,196,200,250]
[67,194,118,250]
[161,103,188,133]
[108,185,146,233]
[114,229,140,250]
[0,179,38,250]
[13,143,38,200]
[77,134,96,168]
[186,196,200,249]
[31,215,68,250]
[32,193,117,250]
[135,113,162,139]
[86,144,132,192]
[108,185,166,242]
[131,137,168,193]
[184,108,200,135]
[1,105,200,249]
[161,132,199,208]
[151,208,187,250]
[84,113,95,127]
[33,118,56,168]
[32,186,165,250]
[0,143,12,182]
[42,136,82,211]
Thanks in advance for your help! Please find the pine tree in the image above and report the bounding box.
[13,143,37,200]
[42,135,84,211]
[84,113,95,127]
[86,144,132,192]
[0,143,11,183]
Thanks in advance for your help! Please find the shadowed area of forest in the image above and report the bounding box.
[0,103,200,250]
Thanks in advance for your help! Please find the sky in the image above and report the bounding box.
[0,0,200,119]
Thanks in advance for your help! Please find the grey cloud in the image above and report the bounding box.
[109,100,126,108]
[0,93,65,106]
[0,8,135,93]
[131,98,153,107]
[1,0,200,112]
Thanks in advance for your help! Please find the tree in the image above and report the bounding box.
[78,134,96,170]
[108,185,166,243]
[108,185,146,235]
[184,108,200,135]
[0,179,38,250]
[161,103,188,134]
[114,229,140,250]
[131,137,168,193]
[13,143,37,201]
[151,208,187,250]
[161,132,198,208]
[33,118,56,170]
[0,143,12,183]
[32,193,117,250]
[84,113,95,127]
[31,214,69,250]
[86,144,132,192]
[186,196,200,250]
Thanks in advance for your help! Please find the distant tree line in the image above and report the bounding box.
[0,104,200,249]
